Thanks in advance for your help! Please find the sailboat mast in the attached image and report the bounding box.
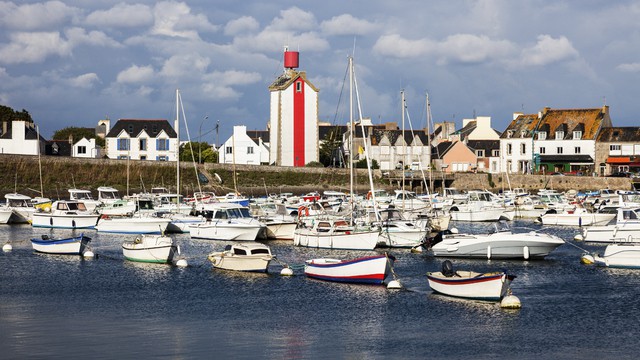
[426,93,434,195]
[401,90,406,207]
[37,125,43,198]
[349,56,354,213]
[175,89,180,196]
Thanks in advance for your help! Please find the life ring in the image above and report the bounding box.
[298,205,309,218]
[100,214,110,220]
[366,191,372,200]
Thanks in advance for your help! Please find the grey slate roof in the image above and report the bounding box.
[106,119,177,138]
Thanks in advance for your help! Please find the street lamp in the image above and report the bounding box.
[199,115,208,164]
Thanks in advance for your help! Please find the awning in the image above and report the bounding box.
[606,157,631,164]
[539,155,593,163]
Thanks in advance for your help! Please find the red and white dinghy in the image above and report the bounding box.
[426,260,515,301]
[304,254,394,285]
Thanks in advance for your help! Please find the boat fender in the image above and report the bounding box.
[72,220,76,228]
[50,217,53,226]
[101,214,110,220]
[366,191,372,200]
[523,246,530,260]
[134,237,142,244]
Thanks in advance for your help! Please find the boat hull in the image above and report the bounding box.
[594,244,640,268]
[265,221,297,240]
[294,229,379,250]
[449,207,505,222]
[31,235,91,255]
[540,213,615,226]
[96,217,171,234]
[429,231,565,259]
[189,221,266,241]
[31,213,99,229]
[581,225,640,243]
[208,253,272,272]
[304,255,392,285]
[0,208,12,224]
[122,235,176,263]
[427,271,514,301]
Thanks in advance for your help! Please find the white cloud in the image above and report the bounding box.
[151,1,218,39]
[116,65,155,84]
[65,27,121,48]
[519,35,579,66]
[224,16,260,36]
[616,63,640,72]
[437,34,514,64]
[234,30,329,53]
[0,32,71,64]
[85,3,153,28]
[204,70,262,86]
[69,73,99,88]
[321,14,376,36]
[268,7,317,31]
[372,34,433,58]
[0,1,79,30]
[160,54,211,78]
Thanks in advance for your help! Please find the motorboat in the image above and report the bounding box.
[426,260,515,301]
[4,193,35,223]
[97,199,136,216]
[121,234,177,264]
[31,200,100,229]
[96,214,171,234]
[538,205,615,226]
[251,202,298,239]
[579,207,640,243]
[294,219,379,250]
[97,186,121,205]
[68,189,101,212]
[362,209,427,248]
[426,221,565,259]
[207,243,273,272]
[0,206,12,224]
[30,234,91,255]
[392,190,430,211]
[189,203,266,241]
[447,190,510,222]
[304,254,394,285]
[591,244,640,268]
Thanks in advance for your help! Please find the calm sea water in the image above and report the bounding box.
[1,220,639,359]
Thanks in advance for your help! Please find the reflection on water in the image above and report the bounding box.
[1,220,640,358]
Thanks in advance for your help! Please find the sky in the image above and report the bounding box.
[1,1,640,143]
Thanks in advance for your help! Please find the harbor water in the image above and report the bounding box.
[1,220,639,359]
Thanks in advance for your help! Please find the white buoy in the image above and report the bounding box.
[387,279,402,289]
[2,243,12,252]
[83,250,95,259]
[574,234,584,241]
[280,267,294,276]
[523,245,530,260]
[580,253,595,265]
[175,259,188,267]
[411,246,423,253]
[501,294,522,309]
[450,227,459,234]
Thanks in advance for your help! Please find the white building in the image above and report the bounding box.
[104,119,178,161]
[268,49,319,166]
[0,120,44,155]
[500,113,540,174]
[219,125,270,165]
[72,137,101,158]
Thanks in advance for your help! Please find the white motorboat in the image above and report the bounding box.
[4,193,35,223]
[189,203,266,241]
[207,243,273,272]
[363,209,427,248]
[294,219,379,250]
[579,207,640,243]
[97,199,136,216]
[448,190,509,222]
[122,234,177,264]
[68,189,101,212]
[164,213,205,233]
[31,234,91,255]
[427,221,565,259]
[304,254,394,285]
[97,186,121,205]
[427,260,515,301]
[538,206,615,226]
[96,215,171,234]
[31,200,99,229]
[590,243,640,268]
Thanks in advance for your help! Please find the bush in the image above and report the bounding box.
[305,161,324,168]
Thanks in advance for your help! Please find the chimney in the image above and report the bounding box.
[513,112,523,121]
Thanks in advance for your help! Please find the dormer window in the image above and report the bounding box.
[555,131,564,140]
[507,130,513,138]
[538,132,547,140]
[520,130,527,138]
[573,131,582,140]
[476,150,485,157]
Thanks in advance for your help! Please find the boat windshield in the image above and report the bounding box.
[101,191,118,200]
[224,208,251,219]
[74,192,93,200]
[66,202,87,211]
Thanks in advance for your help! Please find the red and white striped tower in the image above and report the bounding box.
[268,47,319,167]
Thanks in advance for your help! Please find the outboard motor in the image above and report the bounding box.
[442,260,455,277]
[425,229,452,248]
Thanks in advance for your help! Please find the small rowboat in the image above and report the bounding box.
[304,254,394,285]
[122,234,177,264]
[426,260,515,301]
[30,234,91,255]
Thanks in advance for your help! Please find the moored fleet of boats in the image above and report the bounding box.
[5,185,640,304]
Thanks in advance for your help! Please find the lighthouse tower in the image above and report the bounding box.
[268,48,319,167]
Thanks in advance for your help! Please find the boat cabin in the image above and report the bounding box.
[68,189,94,201]
[97,187,121,203]
[55,201,88,212]
[5,193,32,207]
[224,243,271,256]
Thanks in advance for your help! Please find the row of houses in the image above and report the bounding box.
[2,103,638,177]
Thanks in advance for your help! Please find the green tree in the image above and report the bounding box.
[53,126,104,147]
[305,161,324,168]
[355,158,379,169]
[319,126,344,167]
[180,142,217,163]
[0,105,32,124]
